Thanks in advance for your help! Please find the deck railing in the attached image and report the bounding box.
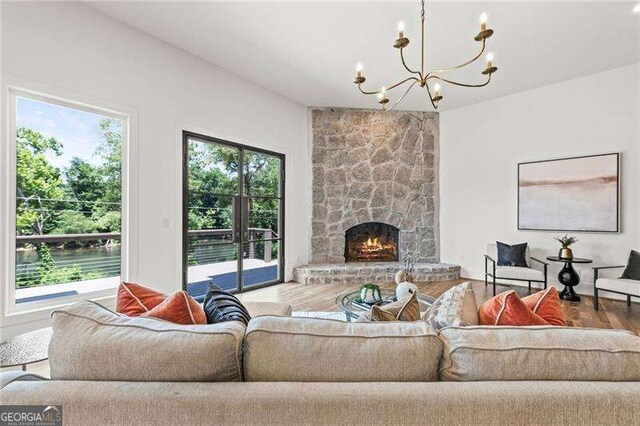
[186,228,277,264]
[16,228,277,288]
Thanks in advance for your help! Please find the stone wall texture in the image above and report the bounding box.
[311,107,439,263]
[293,263,459,286]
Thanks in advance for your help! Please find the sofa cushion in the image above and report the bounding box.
[356,295,420,322]
[144,290,207,325]
[479,291,548,326]
[203,286,251,325]
[244,316,442,382]
[494,266,544,281]
[438,326,640,381]
[596,278,640,296]
[521,287,567,326]
[621,249,640,281]
[49,301,245,382]
[371,293,420,322]
[116,282,166,316]
[496,241,529,267]
[424,282,478,331]
[3,381,640,425]
[0,371,46,390]
[488,243,531,268]
[5,382,640,426]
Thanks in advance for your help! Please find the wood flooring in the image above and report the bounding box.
[238,279,640,335]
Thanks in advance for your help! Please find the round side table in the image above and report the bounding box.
[0,327,51,371]
[546,256,593,302]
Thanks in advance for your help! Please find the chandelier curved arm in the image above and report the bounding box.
[429,39,487,74]
[423,82,439,110]
[400,48,422,78]
[387,76,420,91]
[382,80,419,111]
[357,85,382,96]
[426,73,492,88]
[357,76,419,96]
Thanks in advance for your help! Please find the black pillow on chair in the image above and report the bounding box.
[620,250,640,281]
[496,242,528,267]
[202,283,252,326]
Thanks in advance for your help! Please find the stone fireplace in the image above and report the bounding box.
[293,107,460,285]
[344,222,399,263]
[309,107,439,263]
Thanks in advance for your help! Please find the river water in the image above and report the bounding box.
[16,246,122,276]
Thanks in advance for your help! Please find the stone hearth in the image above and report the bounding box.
[310,108,439,263]
[293,263,460,285]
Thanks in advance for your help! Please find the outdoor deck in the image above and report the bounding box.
[16,259,278,303]
[186,259,279,297]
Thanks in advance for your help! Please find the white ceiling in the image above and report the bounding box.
[87,1,640,111]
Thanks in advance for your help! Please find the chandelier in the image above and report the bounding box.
[352,0,497,110]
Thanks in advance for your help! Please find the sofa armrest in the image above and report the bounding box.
[592,265,626,283]
[484,255,496,277]
[592,265,626,271]
[0,371,47,390]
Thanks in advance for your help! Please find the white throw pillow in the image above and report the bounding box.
[424,282,479,331]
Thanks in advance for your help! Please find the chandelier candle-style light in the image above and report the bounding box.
[352,0,498,110]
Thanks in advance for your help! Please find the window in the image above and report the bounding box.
[7,90,127,307]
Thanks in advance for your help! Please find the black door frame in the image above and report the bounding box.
[182,130,285,295]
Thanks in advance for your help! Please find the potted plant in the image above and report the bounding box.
[554,234,578,260]
[358,283,382,304]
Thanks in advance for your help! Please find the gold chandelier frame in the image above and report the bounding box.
[353,0,498,110]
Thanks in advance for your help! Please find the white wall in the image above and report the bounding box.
[440,64,640,297]
[0,2,311,336]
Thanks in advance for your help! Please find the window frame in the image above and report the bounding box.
[2,86,132,316]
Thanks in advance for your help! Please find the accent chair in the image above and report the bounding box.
[484,243,548,296]
[592,266,639,310]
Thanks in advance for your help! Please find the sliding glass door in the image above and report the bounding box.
[241,149,283,290]
[182,132,284,298]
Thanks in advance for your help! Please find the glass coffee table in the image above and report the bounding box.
[336,289,435,322]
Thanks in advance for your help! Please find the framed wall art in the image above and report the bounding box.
[518,153,619,232]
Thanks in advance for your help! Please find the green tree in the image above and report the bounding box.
[16,128,64,236]
[64,157,105,217]
[207,148,277,197]
[35,243,56,284]
[95,211,121,233]
[187,143,235,230]
[51,211,96,235]
[95,118,122,207]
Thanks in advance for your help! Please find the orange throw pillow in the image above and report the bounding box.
[144,291,207,325]
[479,290,548,326]
[116,282,167,316]
[522,287,567,326]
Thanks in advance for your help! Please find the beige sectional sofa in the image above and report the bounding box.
[2,301,640,425]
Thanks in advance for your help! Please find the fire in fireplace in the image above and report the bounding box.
[344,222,399,262]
